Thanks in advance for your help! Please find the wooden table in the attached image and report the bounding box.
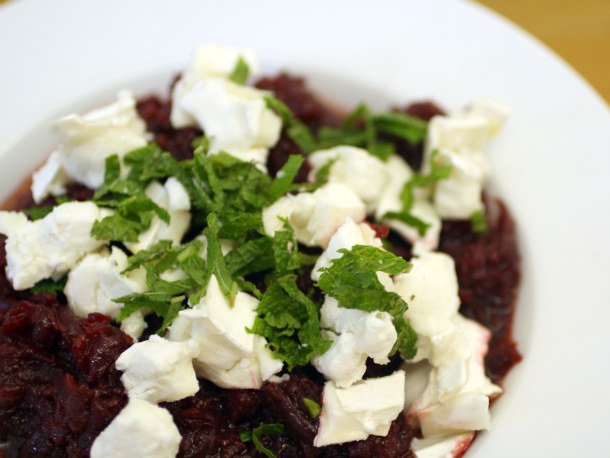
[477,0,610,103]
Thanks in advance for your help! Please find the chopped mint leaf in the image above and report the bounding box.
[23,196,72,221]
[124,143,180,183]
[116,263,196,329]
[383,211,431,237]
[412,149,453,188]
[122,240,174,273]
[264,96,317,154]
[240,423,284,458]
[394,317,418,360]
[91,149,178,243]
[116,238,209,328]
[159,297,185,334]
[271,222,300,275]
[177,241,207,285]
[116,291,175,321]
[23,206,54,221]
[303,398,321,418]
[91,194,170,242]
[383,149,451,236]
[372,112,427,144]
[191,135,210,152]
[251,275,331,370]
[316,104,397,161]
[180,150,271,242]
[218,211,263,243]
[263,96,294,125]
[229,56,250,85]
[317,245,417,359]
[287,123,317,155]
[145,267,196,295]
[235,277,263,299]
[225,236,275,277]
[204,213,238,304]
[265,99,427,160]
[30,277,67,294]
[470,209,489,235]
[313,158,337,186]
[267,155,304,201]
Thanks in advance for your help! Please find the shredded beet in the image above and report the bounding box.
[0,72,521,457]
[439,198,522,382]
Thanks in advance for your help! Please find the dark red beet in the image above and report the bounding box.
[136,95,202,161]
[0,296,129,457]
[439,198,522,382]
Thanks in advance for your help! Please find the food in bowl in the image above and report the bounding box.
[0,44,521,457]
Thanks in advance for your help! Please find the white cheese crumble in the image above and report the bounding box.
[409,315,502,438]
[262,182,366,248]
[0,202,109,290]
[426,99,509,219]
[179,78,281,159]
[170,44,259,128]
[30,151,69,203]
[168,275,282,389]
[394,251,460,349]
[375,154,442,253]
[90,398,181,458]
[31,91,148,201]
[170,44,279,168]
[394,251,501,440]
[412,432,474,458]
[312,296,397,387]
[314,371,406,447]
[311,217,382,282]
[125,179,191,253]
[115,335,200,404]
[64,246,146,319]
[307,145,389,212]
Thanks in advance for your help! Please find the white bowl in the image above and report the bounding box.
[1,1,609,455]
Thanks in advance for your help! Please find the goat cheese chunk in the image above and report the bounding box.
[394,253,501,439]
[30,151,70,203]
[311,218,382,281]
[168,275,282,389]
[262,183,366,248]
[412,432,474,458]
[171,44,259,128]
[0,202,109,290]
[178,78,281,165]
[308,146,389,212]
[170,45,279,167]
[314,371,406,447]
[31,91,148,202]
[90,398,181,458]
[394,251,460,349]
[312,297,397,387]
[116,335,200,403]
[125,179,191,253]
[375,155,441,253]
[426,99,509,219]
[409,315,502,438]
[65,246,146,319]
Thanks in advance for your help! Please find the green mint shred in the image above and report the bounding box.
[240,423,284,458]
[303,398,321,418]
[383,149,452,236]
[265,97,427,160]
[229,56,250,85]
[470,209,489,235]
[250,275,332,371]
[30,277,67,295]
